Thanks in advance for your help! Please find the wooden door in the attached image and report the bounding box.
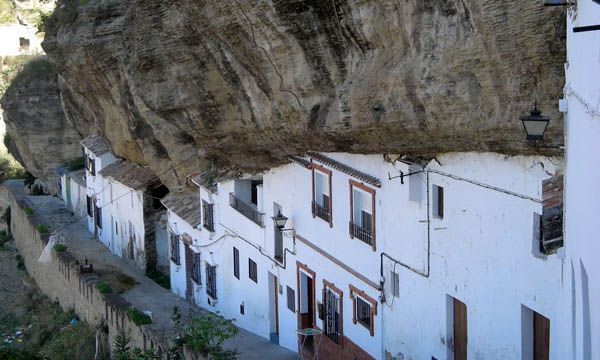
[184,244,194,302]
[453,298,467,360]
[534,312,550,360]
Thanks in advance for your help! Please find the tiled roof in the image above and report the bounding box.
[67,169,86,187]
[81,134,111,156]
[161,192,201,228]
[99,161,157,190]
[190,173,218,194]
[306,152,382,187]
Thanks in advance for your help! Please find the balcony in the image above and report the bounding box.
[229,193,264,227]
[311,201,330,222]
[349,221,373,246]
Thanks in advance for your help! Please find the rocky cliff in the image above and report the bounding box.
[1,57,82,191]
[24,0,566,189]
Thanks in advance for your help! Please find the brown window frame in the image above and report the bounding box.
[311,163,333,227]
[296,262,317,330]
[323,280,343,345]
[349,284,377,336]
[349,180,376,251]
[248,258,257,283]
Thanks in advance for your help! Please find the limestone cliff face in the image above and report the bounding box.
[1,57,82,191]
[42,0,565,189]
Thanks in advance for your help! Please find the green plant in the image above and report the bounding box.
[24,207,33,215]
[113,328,131,360]
[24,172,35,187]
[127,308,152,326]
[95,281,112,294]
[36,224,49,234]
[0,229,10,244]
[38,322,95,360]
[31,184,45,196]
[130,348,160,360]
[183,314,239,359]
[0,348,45,359]
[2,206,10,229]
[65,157,85,171]
[15,253,25,270]
[146,269,170,289]
[53,244,67,252]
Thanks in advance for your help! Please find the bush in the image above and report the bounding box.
[127,308,152,326]
[31,184,46,196]
[146,269,170,289]
[53,244,67,252]
[65,157,85,171]
[24,171,36,187]
[0,348,45,360]
[38,322,95,360]
[15,253,25,270]
[36,224,49,234]
[0,229,11,244]
[113,328,159,360]
[24,207,33,215]
[95,281,112,294]
[184,314,239,359]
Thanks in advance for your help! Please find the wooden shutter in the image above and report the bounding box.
[534,312,550,360]
[453,298,467,360]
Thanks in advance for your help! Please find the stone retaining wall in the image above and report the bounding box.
[3,186,171,357]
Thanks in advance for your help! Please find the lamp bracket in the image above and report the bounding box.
[388,170,425,184]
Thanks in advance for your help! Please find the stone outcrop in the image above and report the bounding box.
[36,1,565,189]
[1,57,82,191]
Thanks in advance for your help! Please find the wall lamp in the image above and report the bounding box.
[272,211,294,234]
[521,101,550,141]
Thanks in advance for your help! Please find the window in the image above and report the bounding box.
[349,180,376,249]
[202,200,215,232]
[170,232,180,265]
[19,37,30,51]
[233,247,240,279]
[323,281,342,344]
[87,155,96,176]
[287,286,295,312]
[206,264,217,299]
[115,220,118,235]
[86,196,92,217]
[350,285,377,336]
[433,185,444,219]
[390,271,400,298]
[251,180,262,206]
[248,258,257,283]
[94,205,102,229]
[191,252,201,284]
[312,165,332,224]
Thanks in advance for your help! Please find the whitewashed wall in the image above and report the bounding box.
[558,2,600,359]
[83,148,117,235]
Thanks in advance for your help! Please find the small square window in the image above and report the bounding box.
[356,296,371,329]
[287,286,295,312]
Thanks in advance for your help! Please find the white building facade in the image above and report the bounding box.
[165,151,564,360]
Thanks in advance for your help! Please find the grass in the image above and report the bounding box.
[24,207,33,215]
[53,244,67,252]
[95,281,112,294]
[36,224,49,234]
[146,269,170,289]
[127,308,152,326]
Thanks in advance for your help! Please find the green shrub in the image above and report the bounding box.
[24,207,33,215]
[36,224,49,234]
[15,253,25,270]
[31,184,45,196]
[146,269,170,289]
[65,157,85,171]
[39,322,95,360]
[184,313,239,359]
[127,308,152,326]
[95,281,112,294]
[24,171,35,187]
[0,229,10,244]
[53,243,67,252]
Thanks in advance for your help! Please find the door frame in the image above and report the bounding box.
[296,261,316,329]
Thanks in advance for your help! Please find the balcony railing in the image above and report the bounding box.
[229,193,264,227]
[349,221,373,246]
[312,201,330,222]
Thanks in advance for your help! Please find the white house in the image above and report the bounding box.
[79,134,169,273]
[165,151,563,360]
[556,2,600,359]
[60,168,87,219]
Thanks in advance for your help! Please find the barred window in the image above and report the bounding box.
[287,286,295,312]
[191,252,201,284]
[233,247,240,279]
[206,264,217,299]
[170,232,180,265]
[202,200,215,232]
[323,286,342,343]
[356,296,371,328]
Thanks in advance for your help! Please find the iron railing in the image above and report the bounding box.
[229,193,264,227]
[349,221,373,246]
[311,201,330,222]
[202,200,215,232]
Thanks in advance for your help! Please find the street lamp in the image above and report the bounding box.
[521,102,550,141]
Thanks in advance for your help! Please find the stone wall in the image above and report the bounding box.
[3,185,171,357]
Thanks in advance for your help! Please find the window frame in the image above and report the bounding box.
[202,200,215,232]
[433,185,444,219]
[311,163,333,226]
[206,263,217,299]
[94,204,102,229]
[323,280,343,345]
[349,180,376,251]
[349,284,377,336]
[233,247,240,279]
[86,196,92,217]
[191,251,202,285]
[287,286,296,313]
[170,231,180,265]
[248,258,257,283]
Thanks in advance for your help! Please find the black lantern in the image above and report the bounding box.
[521,102,550,141]
[271,211,288,230]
